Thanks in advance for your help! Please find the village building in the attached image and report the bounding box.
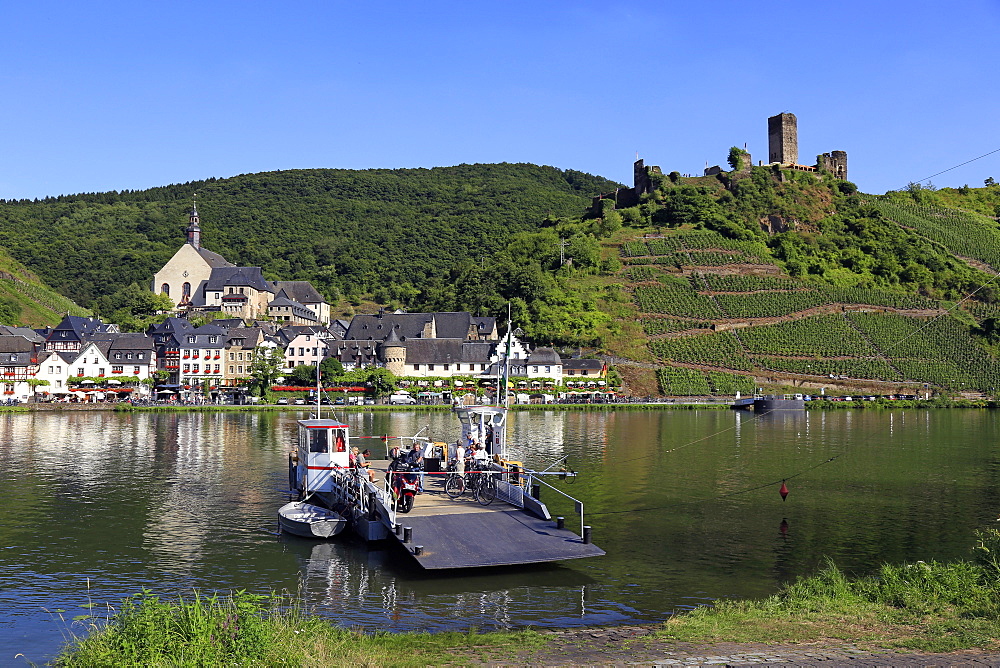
[275,325,331,369]
[43,315,118,352]
[0,334,43,400]
[222,327,270,387]
[561,358,607,388]
[176,324,228,388]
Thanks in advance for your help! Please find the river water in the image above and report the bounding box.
[3,408,1000,663]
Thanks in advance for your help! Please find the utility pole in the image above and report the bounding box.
[557,238,569,266]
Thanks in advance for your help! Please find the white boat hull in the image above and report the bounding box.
[278,501,347,538]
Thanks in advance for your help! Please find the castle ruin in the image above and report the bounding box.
[591,112,848,215]
[765,112,847,180]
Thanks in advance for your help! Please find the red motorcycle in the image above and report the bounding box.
[389,456,419,513]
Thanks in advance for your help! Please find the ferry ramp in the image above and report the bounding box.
[387,477,604,570]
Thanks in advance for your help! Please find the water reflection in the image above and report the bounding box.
[5,408,1000,664]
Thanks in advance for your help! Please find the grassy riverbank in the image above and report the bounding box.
[55,590,542,666]
[657,527,1000,653]
[56,528,1000,665]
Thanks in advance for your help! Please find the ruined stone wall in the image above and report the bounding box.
[818,151,848,180]
[767,113,798,165]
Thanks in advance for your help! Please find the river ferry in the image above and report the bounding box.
[286,404,604,569]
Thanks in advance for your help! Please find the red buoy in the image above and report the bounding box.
[779,480,789,501]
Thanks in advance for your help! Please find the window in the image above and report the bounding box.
[532,366,538,373]
[193,364,199,372]
[481,364,486,371]
[138,353,143,359]
[413,364,420,371]
[126,353,132,360]
[48,366,53,373]
[161,283,169,296]
[428,364,435,371]
[238,352,244,361]
[238,365,243,374]
[443,364,449,371]
[545,366,550,374]
[229,352,235,361]
[182,282,191,300]
[112,365,123,373]
[133,366,140,374]
[188,336,196,344]
[209,336,218,344]
[298,347,305,356]
[229,365,234,374]
[114,353,122,359]
[581,370,589,376]
[214,365,220,372]
[568,370,575,375]
[98,368,105,376]
[183,364,190,372]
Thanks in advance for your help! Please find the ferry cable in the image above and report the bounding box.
[586,454,844,517]
[907,147,1000,188]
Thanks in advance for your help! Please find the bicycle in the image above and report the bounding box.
[444,459,466,498]
[471,463,497,506]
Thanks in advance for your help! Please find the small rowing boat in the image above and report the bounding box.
[278,501,347,538]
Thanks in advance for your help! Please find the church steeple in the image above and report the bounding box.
[185,195,201,249]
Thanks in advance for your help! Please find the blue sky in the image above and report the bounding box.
[2,1,998,200]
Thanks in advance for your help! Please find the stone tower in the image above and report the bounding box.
[185,197,202,249]
[381,328,407,376]
[768,113,798,165]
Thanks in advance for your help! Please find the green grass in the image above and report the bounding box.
[658,527,1000,653]
[56,589,544,667]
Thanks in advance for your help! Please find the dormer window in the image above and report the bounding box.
[188,336,196,344]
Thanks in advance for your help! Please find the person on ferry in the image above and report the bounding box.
[357,448,376,483]
[406,442,424,492]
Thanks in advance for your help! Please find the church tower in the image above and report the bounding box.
[185,197,202,249]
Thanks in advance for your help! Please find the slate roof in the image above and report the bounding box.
[46,315,110,343]
[386,339,497,365]
[562,358,605,371]
[526,347,562,365]
[204,267,274,293]
[0,335,39,353]
[0,326,44,342]
[332,340,379,366]
[268,294,318,322]
[0,351,36,366]
[344,312,496,342]
[85,333,157,356]
[196,247,235,268]
[271,281,325,304]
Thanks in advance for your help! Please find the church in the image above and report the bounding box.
[152,201,330,324]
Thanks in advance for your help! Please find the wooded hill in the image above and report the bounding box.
[4,157,1000,396]
[0,164,617,318]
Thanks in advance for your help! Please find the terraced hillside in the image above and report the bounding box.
[0,248,89,326]
[615,228,1000,396]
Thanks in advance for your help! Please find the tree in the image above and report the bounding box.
[247,346,285,398]
[727,147,750,171]
[986,177,996,188]
[361,367,397,398]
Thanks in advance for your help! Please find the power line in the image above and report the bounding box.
[908,147,1000,188]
